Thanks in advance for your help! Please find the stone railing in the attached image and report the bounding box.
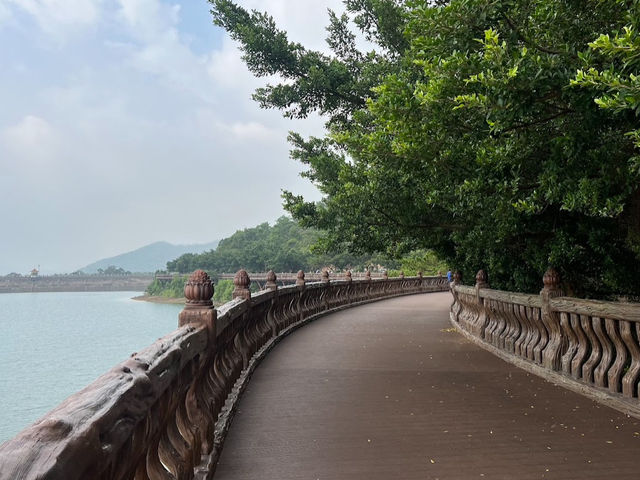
[450,268,640,415]
[0,270,448,480]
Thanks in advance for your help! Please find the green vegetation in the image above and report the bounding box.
[394,250,449,277]
[214,279,235,304]
[167,216,397,274]
[156,217,449,302]
[210,0,640,297]
[146,275,188,298]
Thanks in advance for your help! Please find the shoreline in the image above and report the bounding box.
[131,295,184,305]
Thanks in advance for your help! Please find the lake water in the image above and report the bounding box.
[0,291,182,443]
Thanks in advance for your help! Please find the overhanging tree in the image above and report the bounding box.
[210,0,640,297]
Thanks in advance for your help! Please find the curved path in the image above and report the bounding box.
[215,292,640,479]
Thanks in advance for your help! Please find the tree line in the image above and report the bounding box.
[210,0,640,298]
[166,216,401,274]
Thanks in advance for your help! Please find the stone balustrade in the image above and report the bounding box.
[450,268,640,414]
[0,270,447,480]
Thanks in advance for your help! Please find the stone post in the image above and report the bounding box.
[540,267,563,370]
[232,269,251,301]
[475,269,489,289]
[321,269,330,284]
[296,270,306,288]
[265,270,278,291]
[179,270,216,343]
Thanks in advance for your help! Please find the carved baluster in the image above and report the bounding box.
[560,312,579,375]
[145,434,173,480]
[593,317,614,388]
[531,307,547,365]
[449,271,462,323]
[484,297,499,343]
[187,359,216,453]
[540,268,563,371]
[495,301,509,347]
[500,302,515,349]
[606,318,628,394]
[296,271,306,323]
[502,302,516,353]
[570,314,589,379]
[621,322,640,397]
[581,316,602,384]
[505,304,522,354]
[473,270,489,336]
[321,270,330,310]
[160,408,192,480]
[513,304,528,358]
[518,306,540,360]
[178,365,202,464]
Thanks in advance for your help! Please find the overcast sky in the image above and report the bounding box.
[0,0,351,274]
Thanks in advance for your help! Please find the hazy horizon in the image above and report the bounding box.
[0,0,342,275]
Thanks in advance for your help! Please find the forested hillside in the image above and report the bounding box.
[166,216,397,274]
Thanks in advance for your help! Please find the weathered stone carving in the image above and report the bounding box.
[296,270,305,287]
[233,269,251,300]
[265,270,277,291]
[450,268,640,408]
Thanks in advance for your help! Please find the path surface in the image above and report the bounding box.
[215,292,640,479]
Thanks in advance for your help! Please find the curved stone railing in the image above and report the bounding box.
[450,268,640,415]
[0,269,447,480]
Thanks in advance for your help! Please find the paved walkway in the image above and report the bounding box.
[215,292,640,479]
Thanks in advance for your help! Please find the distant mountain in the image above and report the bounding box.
[81,241,219,274]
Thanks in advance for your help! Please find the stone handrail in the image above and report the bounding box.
[0,270,448,480]
[450,268,640,412]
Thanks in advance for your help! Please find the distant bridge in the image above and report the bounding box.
[0,274,154,293]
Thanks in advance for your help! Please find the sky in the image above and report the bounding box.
[0,0,351,274]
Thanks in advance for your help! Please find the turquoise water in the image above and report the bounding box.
[0,291,182,443]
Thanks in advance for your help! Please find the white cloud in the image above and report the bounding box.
[0,0,335,273]
[117,0,179,38]
[1,115,60,167]
[0,3,11,25]
[115,0,220,104]
[5,0,102,35]
[226,121,276,141]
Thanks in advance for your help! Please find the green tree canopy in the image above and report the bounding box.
[211,0,640,297]
[167,216,395,273]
